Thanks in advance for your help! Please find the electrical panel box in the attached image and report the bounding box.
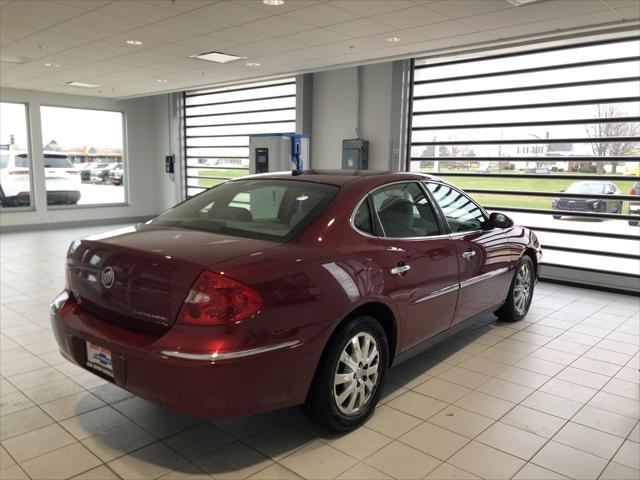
[342,139,369,170]
[249,133,310,174]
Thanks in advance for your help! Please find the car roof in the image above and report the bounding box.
[239,169,440,187]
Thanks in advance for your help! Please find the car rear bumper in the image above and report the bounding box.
[50,291,307,416]
[47,190,81,205]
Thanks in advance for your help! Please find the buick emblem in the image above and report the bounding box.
[101,267,115,289]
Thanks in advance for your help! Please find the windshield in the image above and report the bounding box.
[44,155,73,168]
[566,182,605,194]
[151,179,339,242]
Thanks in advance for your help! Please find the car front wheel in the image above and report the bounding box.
[304,315,388,432]
[496,256,535,322]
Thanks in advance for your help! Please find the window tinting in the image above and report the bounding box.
[151,180,337,242]
[372,183,440,238]
[427,183,486,232]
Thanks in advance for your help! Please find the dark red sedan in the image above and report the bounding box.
[51,171,541,431]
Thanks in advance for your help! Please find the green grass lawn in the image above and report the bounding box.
[421,170,635,211]
[196,169,248,187]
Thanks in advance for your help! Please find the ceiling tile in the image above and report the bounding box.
[97,0,181,22]
[153,12,230,34]
[177,34,240,51]
[521,0,610,21]
[194,2,271,24]
[241,16,315,36]
[329,0,416,16]
[462,7,542,29]
[226,36,304,57]
[195,26,274,45]
[55,1,113,11]
[141,0,214,12]
[548,10,623,29]
[46,12,147,40]
[282,28,349,48]
[483,20,553,40]
[233,0,320,15]
[125,24,196,42]
[0,13,60,42]
[326,18,396,37]
[1,1,87,21]
[427,0,512,19]
[613,6,640,19]
[371,6,450,29]
[282,3,361,27]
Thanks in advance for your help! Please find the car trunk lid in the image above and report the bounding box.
[66,224,276,336]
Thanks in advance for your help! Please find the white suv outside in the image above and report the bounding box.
[0,151,81,206]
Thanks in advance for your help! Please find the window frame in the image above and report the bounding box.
[39,104,128,210]
[0,101,35,212]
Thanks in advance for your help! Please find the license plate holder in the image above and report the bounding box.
[85,341,113,377]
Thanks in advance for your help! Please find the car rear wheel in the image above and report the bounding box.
[553,215,561,220]
[630,220,639,227]
[496,256,534,322]
[304,315,388,432]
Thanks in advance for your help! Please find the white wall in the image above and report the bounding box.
[0,88,177,228]
[311,62,394,170]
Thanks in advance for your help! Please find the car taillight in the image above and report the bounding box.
[630,188,637,195]
[178,271,262,325]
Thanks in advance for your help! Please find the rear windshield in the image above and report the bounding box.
[566,182,604,194]
[150,179,339,242]
[44,155,73,168]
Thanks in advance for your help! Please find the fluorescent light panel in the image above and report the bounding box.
[65,81,100,88]
[191,51,245,63]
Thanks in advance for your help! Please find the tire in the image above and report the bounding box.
[495,256,535,322]
[553,215,561,220]
[304,315,388,432]
[630,220,639,227]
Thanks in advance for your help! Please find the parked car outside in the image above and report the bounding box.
[552,180,622,219]
[109,164,124,185]
[535,167,550,175]
[476,166,490,173]
[629,181,639,226]
[51,171,541,431]
[1,151,80,206]
[90,162,121,183]
[81,162,107,182]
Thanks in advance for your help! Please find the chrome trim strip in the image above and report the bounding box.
[460,267,510,289]
[414,283,460,304]
[161,340,301,361]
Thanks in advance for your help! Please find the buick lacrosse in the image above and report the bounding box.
[51,170,541,431]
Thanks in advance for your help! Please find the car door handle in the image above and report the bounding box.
[462,250,476,260]
[390,264,411,276]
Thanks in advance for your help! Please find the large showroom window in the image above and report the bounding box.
[40,106,125,207]
[183,78,296,198]
[409,36,640,278]
[0,102,33,208]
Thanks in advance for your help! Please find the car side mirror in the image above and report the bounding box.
[489,212,513,229]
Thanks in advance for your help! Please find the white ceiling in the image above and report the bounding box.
[0,0,638,99]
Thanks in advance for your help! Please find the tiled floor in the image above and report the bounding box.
[1,225,639,480]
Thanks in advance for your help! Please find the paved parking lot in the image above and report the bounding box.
[0,225,638,480]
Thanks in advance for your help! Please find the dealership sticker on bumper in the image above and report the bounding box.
[86,342,113,377]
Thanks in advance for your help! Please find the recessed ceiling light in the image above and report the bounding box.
[263,0,285,5]
[386,37,402,42]
[246,62,261,67]
[44,62,60,68]
[191,51,246,64]
[65,81,100,88]
[126,40,143,46]
[156,79,168,83]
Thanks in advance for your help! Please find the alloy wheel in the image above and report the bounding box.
[333,332,380,416]
[513,263,532,315]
